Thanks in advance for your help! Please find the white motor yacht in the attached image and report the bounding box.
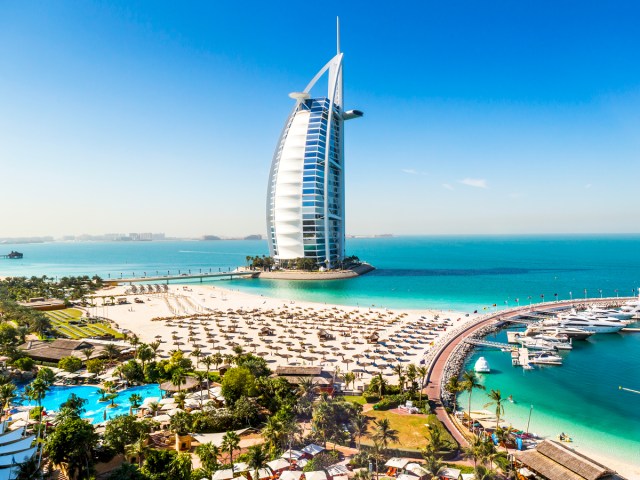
[518,337,558,351]
[548,316,624,334]
[531,335,573,350]
[528,351,563,365]
[474,356,491,373]
[585,306,634,321]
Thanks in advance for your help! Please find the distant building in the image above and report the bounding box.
[17,297,65,311]
[273,366,335,395]
[19,339,116,363]
[514,439,624,480]
[266,20,362,269]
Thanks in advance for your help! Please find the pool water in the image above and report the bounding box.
[17,384,162,423]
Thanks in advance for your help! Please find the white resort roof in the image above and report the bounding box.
[385,458,410,469]
[301,444,325,456]
[305,471,328,480]
[440,468,461,479]
[279,471,303,480]
[267,458,291,471]
[212,469,235,480]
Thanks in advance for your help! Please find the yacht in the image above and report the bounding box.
[524,324,593,341]
[585,306,634,321]
[474,356,491,373]
[531,335,573,350]
[529,351,563,365]
[546,317,624,334]
[518,337,558,351]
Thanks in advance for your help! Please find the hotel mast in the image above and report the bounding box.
[266,19,362,268]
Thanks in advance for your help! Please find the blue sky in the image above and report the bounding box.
[1,1,639,237]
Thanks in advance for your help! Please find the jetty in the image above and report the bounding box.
[104,270,259,286]
[463,337,517,351]
[1,251,23,259]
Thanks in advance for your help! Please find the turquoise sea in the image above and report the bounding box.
[1,236,639,473]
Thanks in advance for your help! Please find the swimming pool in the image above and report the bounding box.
[17,383,162,423]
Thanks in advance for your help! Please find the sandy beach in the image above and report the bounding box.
[89,283,477,387]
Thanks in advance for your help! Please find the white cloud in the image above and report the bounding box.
[459,178,488,189]
[401,169,427,176]
[442,183,454,190]
[585,183,592,189]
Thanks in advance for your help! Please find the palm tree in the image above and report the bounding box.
[129,393,143,410]
[195,442,220,475]
[343,372,355,391]
[212,352,223,371]
[246,444,268,480]
[462,370,485,429]
[417,365,428,402]
[372,418,399,452]
[353,470,372,480]
[484,389,505,430]
[81,347,94,361]
[147,401,160,417]
[463,435,486,468]
[445,376,464,413]
[24,378,48,424]
[137,344,154,371]
[174,392,186,409]
[190,348,202,369]
[474,465,498,480]
[125,435,149,468]
[104,343,120,362]
[422,453,445,479]
[406,363,418,394]
[351,413,369,450]
[0,383,16,418]
[221,431,241,473]
[171,368,186,392]
[149,340,162,360]
[261,416,283,457]
[422,425,454,459]
[202,355,213,393]
[129,334,140,356]
[392,364,405,391]
[368,440,385,475]
[370,372,387,398]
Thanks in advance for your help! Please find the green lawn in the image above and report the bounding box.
[343,395,367,405]
[362,409,457,451]
[45,308,123,339]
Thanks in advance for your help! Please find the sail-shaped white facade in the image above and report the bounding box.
[266,21,362,268]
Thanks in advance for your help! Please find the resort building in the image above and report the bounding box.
[266,19,362,268]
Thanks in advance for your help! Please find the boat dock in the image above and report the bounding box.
[463,338,517,351]
[104,270,259,286]
[511,347,531,367]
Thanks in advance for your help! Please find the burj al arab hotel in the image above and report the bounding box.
[266,20,362,268]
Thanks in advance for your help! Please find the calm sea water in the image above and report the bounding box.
[2,236,639,471]
[1,236,639,311]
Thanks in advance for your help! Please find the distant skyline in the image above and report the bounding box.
[1,1,639,237]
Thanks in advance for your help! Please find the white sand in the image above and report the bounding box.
[88,283,478,387]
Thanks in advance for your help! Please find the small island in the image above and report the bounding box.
[244,254,375,280]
